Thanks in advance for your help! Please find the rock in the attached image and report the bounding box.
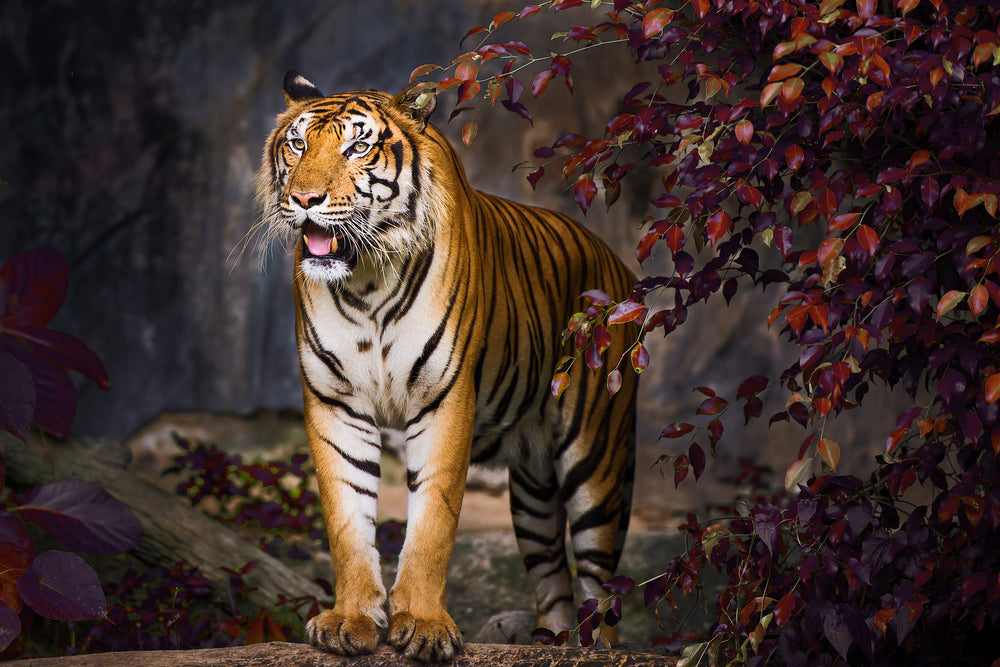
[470,610,536,645]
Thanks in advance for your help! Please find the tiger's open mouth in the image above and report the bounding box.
[301,220,358,269]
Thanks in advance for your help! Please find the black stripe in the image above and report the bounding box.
[301,373,376,427]
[407,284,458,387]
[318,433,380,479]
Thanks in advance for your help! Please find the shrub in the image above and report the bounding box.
[413,1,1000,663]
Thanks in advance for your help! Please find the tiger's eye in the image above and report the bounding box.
[351,141,371,155]
[289,138,306,151]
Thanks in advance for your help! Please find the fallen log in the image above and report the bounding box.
[2,641,679,666]
[0,432,329,612]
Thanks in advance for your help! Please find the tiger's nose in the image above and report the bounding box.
[290,191,325,208]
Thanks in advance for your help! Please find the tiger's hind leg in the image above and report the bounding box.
[556,374,637,646]
[508,460,576,637]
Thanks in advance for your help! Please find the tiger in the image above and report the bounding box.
[256,70,638,661]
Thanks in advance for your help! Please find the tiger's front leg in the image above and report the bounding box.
[303,396,387,656]
[386,386,473,661]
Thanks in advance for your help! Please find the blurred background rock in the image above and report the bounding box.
[0,0,905,527]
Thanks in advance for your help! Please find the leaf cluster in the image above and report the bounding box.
[416,0,1000,663]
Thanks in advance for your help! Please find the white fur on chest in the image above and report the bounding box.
[298,277,447,427]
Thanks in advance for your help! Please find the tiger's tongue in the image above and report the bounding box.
[304,223,338,256]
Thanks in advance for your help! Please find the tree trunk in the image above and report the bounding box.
[1,432,328,612]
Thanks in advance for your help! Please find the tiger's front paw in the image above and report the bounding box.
[305,609,381,656]
[387,610,463,662]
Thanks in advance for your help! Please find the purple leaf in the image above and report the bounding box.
[7,354,75,438]
[577,597,599,623]
[10,327,110,390]
[752,504,781,554]
[16,550,107,621]
[0,603,20,652]
[823,608,852,660]
[0,351,35,439]
[19,480,143,555]
[644,574,667,605]
[0,248,68,329]
[603,575,635,595]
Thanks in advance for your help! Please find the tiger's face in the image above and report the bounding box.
[258,74,436,284]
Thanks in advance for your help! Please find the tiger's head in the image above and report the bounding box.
[256,71,442,284]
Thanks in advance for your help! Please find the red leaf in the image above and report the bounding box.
[970,284,988,317]
[857,0,876,19]
[856,224,879,256]
[527,167,544,190]
[818,439,840,471]
[531,69,555,97]
[518,4,541,19]
[690,0,709,18]
[642,8,675,40]
[954,188,986,217]
[785,458,812,491]
[664,224,685,255]
[630,343,649,373]
[936,290,966,321]
[636,231,657,264]
[734,118,753,145]
[574,176,597,214]
[707,419,723,446]
[584,343,603,371]
[608,301,645,324]
[768,63,803,82]
[780,77,805,104]
[551,372,570,398]
[673,454,690,487]
[461,121,477,148]
[828,212,860,233]
[659,423,694,439]
[689,443,706,479]
[408,64,441,83]
[908,150,932,172]
[737,375,768,398]
[785,144,804,171]
[606,369,622,396]
[707,210,732,245]
[581,289,611,306]
[761,82,783,106]
[817,238,844,268]
[460,27,487,46]
[986,373,1000,404]
[492,10,515,27]
[697,396,728,415]
[775,591,797,626]
[455,60,478,83]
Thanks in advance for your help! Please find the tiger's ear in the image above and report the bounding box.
[283,70,324,106]
[394,82,437,132]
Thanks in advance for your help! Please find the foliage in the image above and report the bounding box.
[0,477,143,654]
[0,247,135,655]
[0,247,109,440]
[414,0,1000,664]
[166,435,406,561]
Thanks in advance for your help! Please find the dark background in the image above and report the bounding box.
[0,1,901,494]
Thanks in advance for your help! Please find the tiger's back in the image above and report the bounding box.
[257,71,637,661]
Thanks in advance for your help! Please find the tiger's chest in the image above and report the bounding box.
[295,273,455,427]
